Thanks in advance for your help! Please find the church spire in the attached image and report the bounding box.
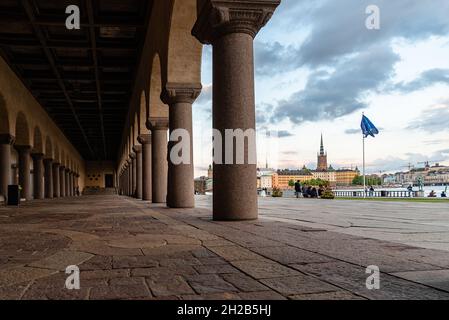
[320,133,325,156]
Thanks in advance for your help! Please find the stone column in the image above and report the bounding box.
[70,172,74,196]
[11,164,18,185]
[147,119,168,204]
[130,152,137,197]
[15,145,32,200]
[126,161,131,196]
[0,134,14,200]
[65,168,70,197]
[44,158,53,199]
[192,0,279,220]
[133,146,143,199]
[161,84,201,208]
[53,162,60,198]
[137,134,152,201]
[31,153,44,200]
[59,166,66,197]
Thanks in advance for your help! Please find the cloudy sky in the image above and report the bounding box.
[192,0,449,177]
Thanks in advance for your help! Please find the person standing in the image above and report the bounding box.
[294,180,302,198]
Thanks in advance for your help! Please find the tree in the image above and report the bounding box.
[288,180,295,187]
[352,175,382,186]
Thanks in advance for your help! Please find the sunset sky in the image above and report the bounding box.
[192,0,449,177]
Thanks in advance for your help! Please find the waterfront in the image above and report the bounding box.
[335,186,448,198]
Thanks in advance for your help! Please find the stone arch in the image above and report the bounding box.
[165,0,202,84]
[45,136,53,159]
[0,93,10,135]
[32,126,43,153]
[149,53,167,118]
[15,112,30,146]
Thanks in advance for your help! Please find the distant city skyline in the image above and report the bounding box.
[193,0,449,177]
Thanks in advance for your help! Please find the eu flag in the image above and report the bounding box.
[361,115,379,138]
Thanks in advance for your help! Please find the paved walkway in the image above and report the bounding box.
[0,195,449,300]
[197,196,449,251]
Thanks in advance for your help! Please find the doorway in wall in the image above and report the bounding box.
[105,174,114,188]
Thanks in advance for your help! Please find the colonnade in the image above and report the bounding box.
[118,0,280,221]
[0,133,79,202]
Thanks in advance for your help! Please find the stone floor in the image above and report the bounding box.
[0,195,449,300]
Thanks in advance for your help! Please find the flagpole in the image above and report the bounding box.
[363,134,366,198]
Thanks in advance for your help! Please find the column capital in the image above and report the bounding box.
[146,117,169,131]
[15,145,32,152]
[65,167,71,172]
[192,0,280,44]
[129,152,136,160]
[132,145,142,153]
[31,152,44,160]
[53,162,61,167]
[161,83,202,105]
[137,134,152,145]
[43,158,53,164]
[59,165,66,171]
[0,134,15,145]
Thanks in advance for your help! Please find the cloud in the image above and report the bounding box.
[368,149,449,173]
[297,0,449,67]
[345,129,361,135]
[269,46,400,124]
[394,69,449,93]
[196,84,212,106]
[277,130,294,138]
[255,41,301,76]
[407,104,449,133]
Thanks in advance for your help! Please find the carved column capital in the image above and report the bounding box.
[129,152,136,160]
[192,0,280,44]
[0,134,15,145]
[146,117,169,131]
[132,145,142,153]
[137,134,152,145]
[161,83,202,105]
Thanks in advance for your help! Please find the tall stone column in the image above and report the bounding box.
[193,0,279,220]
[31,153,44,200]
[0,134,14,200]
[137,134,152,201]
[15,145,32,200]
[12,164,18,185]
[70,172,74,196]
[44,158,53,199]
[65,168,70,197]
[126,161,131,196]
[161,84,201,208]
[130,152,137,197]
[53,162,60,198]
[147,119,168,203]
[133,146,143,199]
[59,166,66,197]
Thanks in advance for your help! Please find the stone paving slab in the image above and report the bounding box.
[0,195,448,300]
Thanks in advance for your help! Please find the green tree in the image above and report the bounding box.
[288,180,295,187]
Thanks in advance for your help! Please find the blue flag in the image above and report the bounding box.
[361,115,379,138]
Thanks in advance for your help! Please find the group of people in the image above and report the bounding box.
[294,181,326,198]
[428,190,447,198]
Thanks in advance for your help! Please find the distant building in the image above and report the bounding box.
[316,134,328,171]
[335,167,360,186]
[194,176,213,195]
[207,165,213,179]
[272,167,313,189]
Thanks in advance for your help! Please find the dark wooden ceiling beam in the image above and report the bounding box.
[20,0,96,159]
